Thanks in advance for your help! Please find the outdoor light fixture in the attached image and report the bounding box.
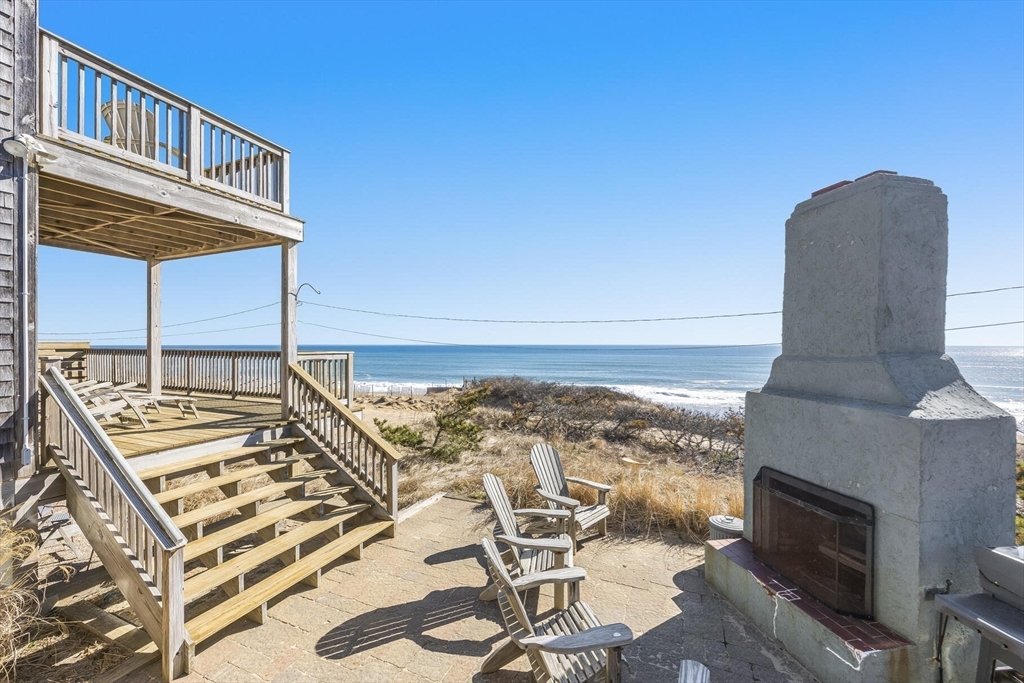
[2,135,28,158]
[3,133,58,167]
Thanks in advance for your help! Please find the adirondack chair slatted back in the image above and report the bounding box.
[482,537,608,683]
[482,537,535,644]
[531,443,570,508]
[482,473,526,565]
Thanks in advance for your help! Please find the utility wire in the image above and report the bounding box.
[301,318,1024,349]
[945,320,1024,331]
[298,301,783,324]
[299,320,782,351]
[83,322,279,343]
[41,302,278,336]
[946,285,1024,297]
[39,284,1024,336]
[298,285,1023,324]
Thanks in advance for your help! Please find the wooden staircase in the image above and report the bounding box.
[134,434,395,646]
[39,362,402,681]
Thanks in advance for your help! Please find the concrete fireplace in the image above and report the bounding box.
[705,172,1017,683]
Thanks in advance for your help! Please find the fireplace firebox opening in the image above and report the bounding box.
[753,467,875,618]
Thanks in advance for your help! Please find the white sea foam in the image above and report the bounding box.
[605,384,748,412]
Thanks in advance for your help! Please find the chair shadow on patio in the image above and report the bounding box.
[315,584,514,662]
[423,543,489,568]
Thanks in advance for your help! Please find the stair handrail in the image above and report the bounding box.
[39,365,191,680]
[287,362,400,519]
[40,366,186,550]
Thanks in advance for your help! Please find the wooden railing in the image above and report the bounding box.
[40,30,289,212]
[287,363,399,519]
[83,348,353,404]
[39,365,190,679]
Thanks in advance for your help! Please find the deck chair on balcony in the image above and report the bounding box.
[86,392,151,429]
[480,473,573,605]
[531,443,612,550]
[102,100,180,162]
[479,536,633,682]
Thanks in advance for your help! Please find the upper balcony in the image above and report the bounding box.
[36,30,303,261]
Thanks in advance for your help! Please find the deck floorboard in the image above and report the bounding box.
[102,395,284,458]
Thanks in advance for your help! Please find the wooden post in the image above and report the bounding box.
[40,34,58,138]
[280,150,290,214]
[187,105,201,183]
[146,259,162,395]
[280,239,297,419]
[345,352,355,407]
[38,357,62,464]
[160,547,192,680]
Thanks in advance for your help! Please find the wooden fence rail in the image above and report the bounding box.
[39,365,190,679]
[82,348,353,404]
[287,363,399,519]
[40,30,288,211]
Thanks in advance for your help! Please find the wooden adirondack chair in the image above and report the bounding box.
[481,473,575,608]
[479,536,633,683]
[531,443,612,550]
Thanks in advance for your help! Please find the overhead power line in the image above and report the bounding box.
[298,301,783,324]
[299,320,782,351]
[300,319,1024,349]
[299,285,1023,324]
[83,322,279,342]
[39,284,1023,337]
[946,285,1024,297]
[42,302,278,336]
[945,320,1024,331]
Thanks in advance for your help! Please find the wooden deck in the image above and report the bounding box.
[103,395,284,458]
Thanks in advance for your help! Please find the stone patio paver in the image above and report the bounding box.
[125,496,817,682]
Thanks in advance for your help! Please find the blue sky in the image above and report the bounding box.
[38,1,1024,347]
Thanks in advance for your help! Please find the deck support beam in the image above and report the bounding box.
[281,239,298,419]
[147,259,162,396]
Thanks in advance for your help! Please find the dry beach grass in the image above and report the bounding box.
[358,378,746,540]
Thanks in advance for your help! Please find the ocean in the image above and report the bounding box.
[295,344,1024,423]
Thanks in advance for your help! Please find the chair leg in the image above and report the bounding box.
[480,637,524,673]
[598,518,608,536]
[606,647,623,683]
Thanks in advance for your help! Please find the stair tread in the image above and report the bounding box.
[183,505,372,601]
[136,437,307,481]
[184,499,371,562]
[185,520,394,643]
[172,480,305,529]
[154,460,292,504]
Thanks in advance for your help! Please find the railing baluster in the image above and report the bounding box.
[76,62,85,133]
[59,54,68,129]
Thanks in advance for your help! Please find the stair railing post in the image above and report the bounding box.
[160,546,192,680]
[231,352,240,399]
[38,356,62,465]
[345,352,354,408]
[386,454,399,520]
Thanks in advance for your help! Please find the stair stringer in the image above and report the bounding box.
[288,423,394,524]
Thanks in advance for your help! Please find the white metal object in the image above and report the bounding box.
[708,514,743,540]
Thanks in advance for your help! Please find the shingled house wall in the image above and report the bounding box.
[0,0,38,502]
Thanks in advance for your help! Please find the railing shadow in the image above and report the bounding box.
[315,585,508,660]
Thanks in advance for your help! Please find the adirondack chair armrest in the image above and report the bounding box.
[514,508,571,519]
[495,534,572,554]
[535,488,580,509]
[565,476,612,493]
[520,623,634,654]
[511,567,587,591]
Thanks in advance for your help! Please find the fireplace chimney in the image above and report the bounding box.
[736,173,1017,682]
